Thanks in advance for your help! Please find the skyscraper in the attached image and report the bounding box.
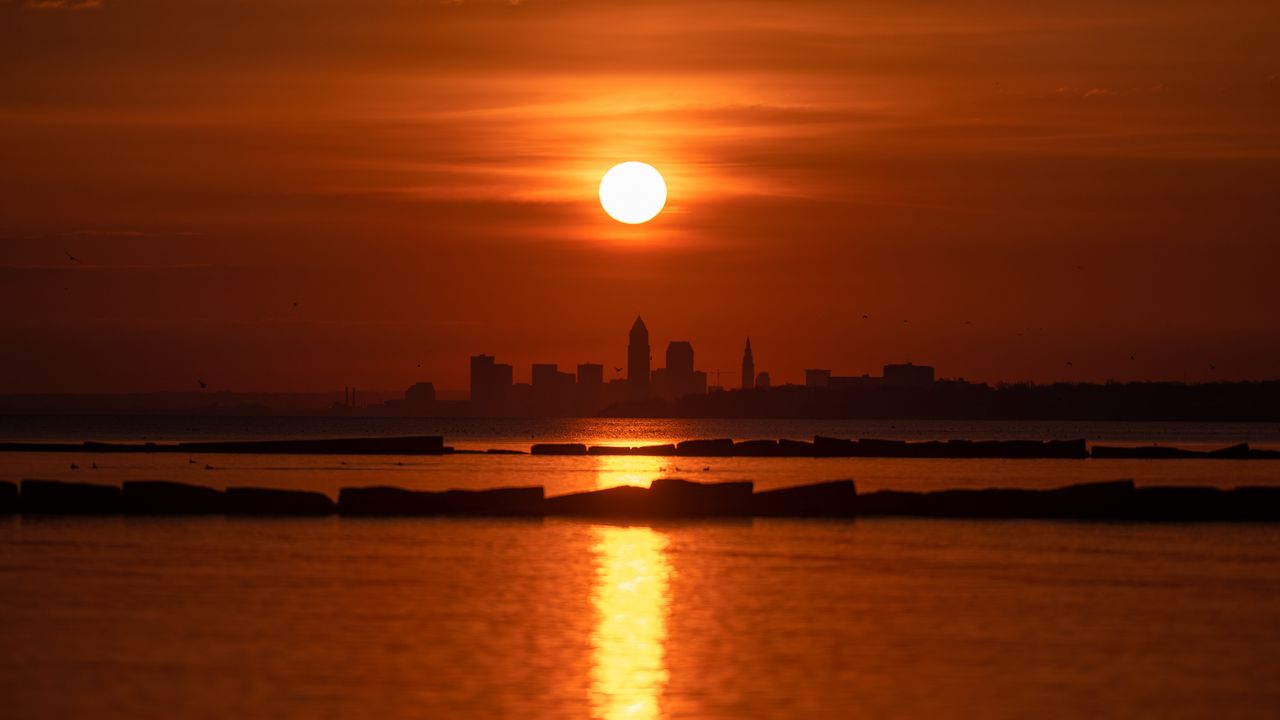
[742,338,755,390]
[470,354,495,403]
[666,341,694,376]
[628,316,651,398]
[470,354,512,409]
[654,340,706,400]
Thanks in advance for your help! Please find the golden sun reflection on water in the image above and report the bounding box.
[590,526,673,720]
[590,455,670,491]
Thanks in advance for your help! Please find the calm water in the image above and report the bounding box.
[2,517,1278,719]
[2,418,1279,718]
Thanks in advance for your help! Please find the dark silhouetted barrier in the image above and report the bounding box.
[5,477,1279,521]
[752,479,857,517]
[649,478,753,515]
[778,438,815,455]
[857,480,1136,519]
[20,479,122,514]
[1091,443,1256,460]
[544,485,653,517]
[0,481,17,513]
[1232,486,1280,520]
[1133,486,1230,521]
[546,479,752,518]
[530,443,588,456]
[575,436,1093,458]
[4,434,1272,461]
[674,439,737,457]
[587,444,677,456]
[733,439,781,456]
[225,487,336,516]
[123,481,226,515]
[338,486,544,517]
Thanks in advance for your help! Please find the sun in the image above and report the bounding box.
[599,162,667,224]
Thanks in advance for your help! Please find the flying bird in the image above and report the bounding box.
[1066,361,1074,367]
[65,250,80,263]
[614,367,623,372]
[198,379,207,389]
[1129,355,1135,361]
[862,314,868,319]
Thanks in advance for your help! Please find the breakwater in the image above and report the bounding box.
[4,478,1278,522]
[3,434,1279,459]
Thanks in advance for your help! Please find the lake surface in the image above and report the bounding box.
[2,417,1279,718]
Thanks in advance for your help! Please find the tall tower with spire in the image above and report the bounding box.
[628,316,651,398]
[741,337,755,390]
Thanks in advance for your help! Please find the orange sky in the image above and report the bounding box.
[2,0,1278,393]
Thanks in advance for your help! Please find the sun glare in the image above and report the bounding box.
[599,162,667,224]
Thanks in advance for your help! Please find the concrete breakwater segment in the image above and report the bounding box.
[339,486,545,517]
[536,438,1280,459]
[5,478,1279,521]
[2,435,1277,458]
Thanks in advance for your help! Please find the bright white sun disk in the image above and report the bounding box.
[599,162,667,224]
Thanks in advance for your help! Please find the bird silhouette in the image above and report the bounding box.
[70,463,79,470]
[204,464,214,470]
[292,302,299,307]
[1129,355,1135,361]
[188,458,196,464]
[862,314,869,319]
[198,379,207,389]
[1066,361,1074,367]
[614,367,623,372]
[65,250,80,263]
